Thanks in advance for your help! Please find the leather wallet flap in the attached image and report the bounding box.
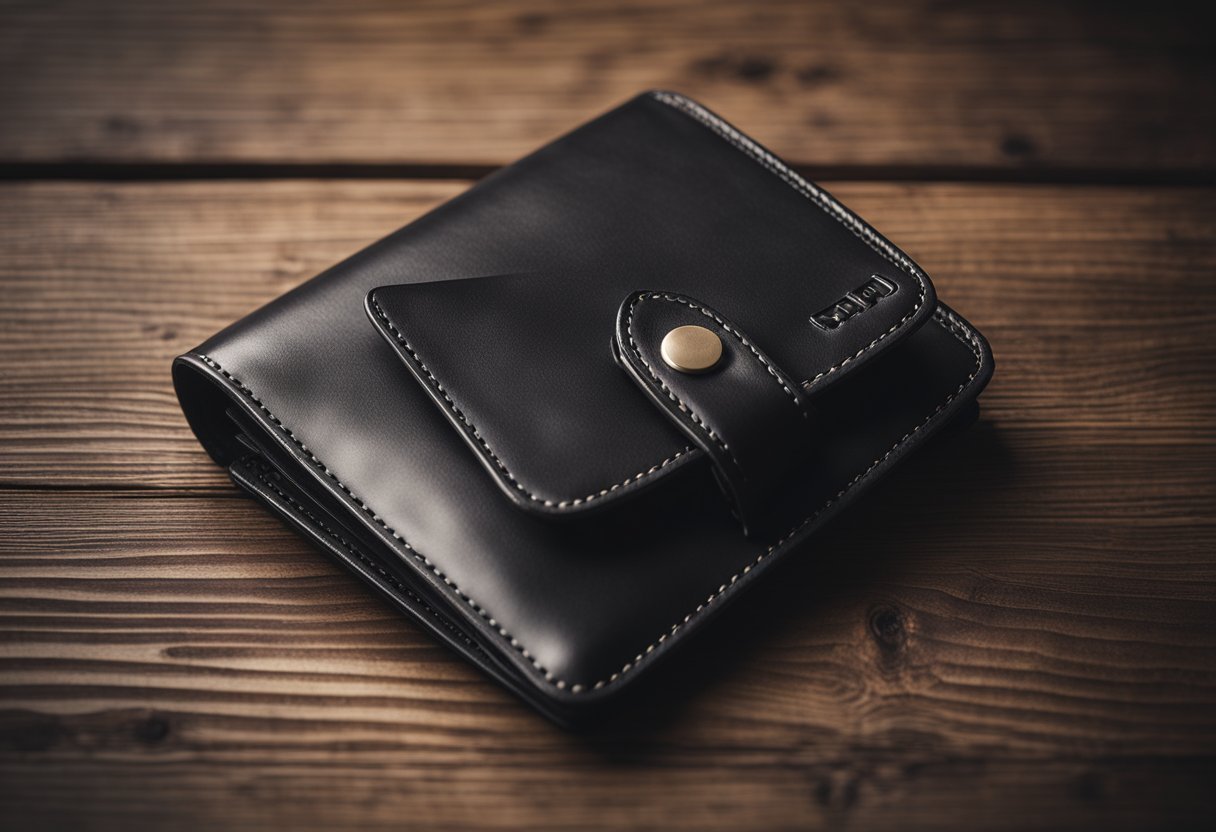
[367,257,934,518]
[359,92,943,520]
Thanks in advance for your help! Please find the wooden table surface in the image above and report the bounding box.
[1,2,1214,830]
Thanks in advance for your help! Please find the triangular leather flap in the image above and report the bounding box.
[361,92,939,517]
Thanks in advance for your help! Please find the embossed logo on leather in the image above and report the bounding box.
[809,275,897,331]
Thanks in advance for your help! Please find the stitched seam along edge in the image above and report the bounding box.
[624,295,744,478]
[587,306,984,691]
[246,462,484,654]
[197,305,981,693]
[630,290,811,413]
[370,296,695,510]
[623,291,811,484]
[201,354,568,690]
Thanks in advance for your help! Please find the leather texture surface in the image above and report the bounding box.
[172,91,993,725]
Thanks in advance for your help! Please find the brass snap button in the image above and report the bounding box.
[660,325,722,374]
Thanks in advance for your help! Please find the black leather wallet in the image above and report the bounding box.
[174,91,993,725]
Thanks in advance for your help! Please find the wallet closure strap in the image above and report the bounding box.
[615,291,814,532]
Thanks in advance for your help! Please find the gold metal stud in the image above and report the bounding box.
[660,325,723,374]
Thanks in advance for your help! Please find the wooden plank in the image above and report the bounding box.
[0,179,466,489]
[1,488,1213,830]
[0,0,1212,172]
[0,179,1212,488]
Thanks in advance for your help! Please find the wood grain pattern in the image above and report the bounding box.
[0,180,465,490]
[0,0,1213,173]
[0,178,1213,828]
[3,2,1216,824]
[1,481,1214,831]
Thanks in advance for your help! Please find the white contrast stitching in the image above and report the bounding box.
[628,291,809,417]
[649,91,928,390]
[197,306,982,694]
[622,291,811,486]
[370,296,694,510]
[586,307,985,690]
[199,354,567,688]
[247,461,484,654]
[623,293,744,478]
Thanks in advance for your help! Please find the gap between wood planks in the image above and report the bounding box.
[2,161,1214,186]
